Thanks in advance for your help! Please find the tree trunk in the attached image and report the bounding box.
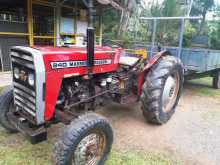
[198,8,207,35]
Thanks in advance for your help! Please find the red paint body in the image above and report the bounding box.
[34,46,165,121]
[137,51,167,96]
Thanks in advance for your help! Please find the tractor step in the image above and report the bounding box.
[8,113,47,144]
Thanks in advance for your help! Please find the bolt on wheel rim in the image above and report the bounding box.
[72,130,106,165]
[162,72,180,113]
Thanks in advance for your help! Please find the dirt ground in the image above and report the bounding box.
[97,82,220,165]
[0,72,12,87]
[0,73,219,164]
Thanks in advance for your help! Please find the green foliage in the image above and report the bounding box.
[183,22,197,47]
[191,0,215,16]
[209,6,220,50]
[191,0,215,34]
[102,10,121,39]
[0,87,3,93]
[187,77,220,98]
[146,0,184,46]
[209,22,220,49]
[101,0,219,49]
[150,1,162,17]
[121,32,134,48]
[162,0,179,17]
[106,150,180,165]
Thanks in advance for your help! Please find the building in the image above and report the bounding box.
[0,0,103,71]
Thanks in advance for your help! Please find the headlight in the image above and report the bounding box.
[14,67,19,79]
[28,73,35,86]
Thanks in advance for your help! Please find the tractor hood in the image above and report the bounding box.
[33,46,116,55]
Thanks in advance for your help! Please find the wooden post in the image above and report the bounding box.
[54,7,57,47]
[56,0,61,46]
[27,0,34,46]
[98,7,103,46]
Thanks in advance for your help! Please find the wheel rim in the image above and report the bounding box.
[72,130,106,165]
[162,72,180,113]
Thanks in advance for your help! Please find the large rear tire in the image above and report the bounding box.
[141,55,184,124]
[0,86,18,132]
[53,113,113,165]
[212,70,220,89]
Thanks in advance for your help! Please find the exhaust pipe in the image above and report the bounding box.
[87,27,95,69]
[87,0,95,75]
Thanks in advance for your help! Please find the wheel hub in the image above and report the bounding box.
[73,132,106,165]
[162,74,179,112]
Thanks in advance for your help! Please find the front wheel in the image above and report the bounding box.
[141,55,184,124]
[0,86,18,132]
[53,113,113,165]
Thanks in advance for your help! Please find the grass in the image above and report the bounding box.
[0,87,3,93]
[0,126,178,165]
[106,150,179,165]
[186,77,220,99]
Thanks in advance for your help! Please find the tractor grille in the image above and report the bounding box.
[11,49,37,122]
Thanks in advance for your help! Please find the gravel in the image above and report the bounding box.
[98,87,220,165]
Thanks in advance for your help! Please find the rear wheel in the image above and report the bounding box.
[141,55,184,124]
[212,71,220,89]
[53,113,113,165]
[0,86,18,132]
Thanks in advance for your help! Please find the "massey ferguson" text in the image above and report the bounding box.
[51,59,112,69]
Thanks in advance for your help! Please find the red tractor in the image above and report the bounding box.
[0,3,183,165]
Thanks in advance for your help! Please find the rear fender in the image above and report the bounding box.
[137,51,170,96]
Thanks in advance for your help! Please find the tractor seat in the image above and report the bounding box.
[119,56,140,67]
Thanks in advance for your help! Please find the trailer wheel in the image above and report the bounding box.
[0,86,18,132]
[53,113,113,165]
[141,55,184,124]
[212,71,220,89]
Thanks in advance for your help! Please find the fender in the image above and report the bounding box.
[137,51,171,96]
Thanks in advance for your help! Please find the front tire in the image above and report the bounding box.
[53,113,113,165]
[0,86,18,132]
[141,55,184,124]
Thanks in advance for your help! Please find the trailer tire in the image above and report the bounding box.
[213,71,220,89]
[53,113,113,165]
[141,55,184,124]
[0,86,18,133]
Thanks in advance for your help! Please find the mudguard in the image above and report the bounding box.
[137,51,171,96]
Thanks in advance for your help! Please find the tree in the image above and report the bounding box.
[209,5,220,50]
[149,0,182,46]
[191,0,215,34]
[162,0,178,17]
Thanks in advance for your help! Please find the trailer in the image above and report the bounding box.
[140,17,220,89]
[166,47,220,88]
